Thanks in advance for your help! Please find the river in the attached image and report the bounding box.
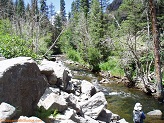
[64,60,164,123]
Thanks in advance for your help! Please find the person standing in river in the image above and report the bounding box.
[133,103,146,123]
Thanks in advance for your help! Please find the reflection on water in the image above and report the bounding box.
[66,62,164,123]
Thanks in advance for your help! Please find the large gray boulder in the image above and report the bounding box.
[0,57,47,117]
[39,60,72,88]
[39,59,65,79]
[79,92,107,119]
[38,88,68,112]
[80,80,97,97]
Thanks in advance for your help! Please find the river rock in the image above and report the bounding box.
[147,109,162,116]
[38,90,68,112]
[63,69,72,90]
[96,109,112,122]
[47,72,58,85]
[80,80,97,97]
[118,118,129,123]
[70,114,99,123]
[0,102,16,122]
[65,93,83,116]
[39,65,54,76]
[79,92,107,119]
[40,59,65,79]
[39,65,57,85]
[39,59,72,89]
[0,57,47,117]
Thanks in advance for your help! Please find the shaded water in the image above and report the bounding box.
[104,83,164,123]
[65,63,164,123]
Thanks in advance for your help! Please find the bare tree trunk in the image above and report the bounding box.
[109,14,121,29]
[149,0,163,101]
[16,16,23,38]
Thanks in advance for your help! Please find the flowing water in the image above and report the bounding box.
[65,62,164,123]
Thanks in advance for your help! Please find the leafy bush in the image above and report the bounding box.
[87,47,102,71]
[0,19,40,59]
[35,106,58,119]
[0,34,38,59]
[66,49,83,63]
[39,33,53,56]
[58,28,73,53]
[0,19,12,35]
[99,57,124,76]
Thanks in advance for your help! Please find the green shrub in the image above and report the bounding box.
[58,28,73,53]
[0,34,38,59]
[0,19,12,35]
[66,49,83,62]
[35,106,58,119]
[99,57,124,76]
[87,47,102,71]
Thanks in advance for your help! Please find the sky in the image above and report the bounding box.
[24,0,74,14]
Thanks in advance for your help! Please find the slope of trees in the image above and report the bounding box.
[0,0,163,99]
[58,0,164,99]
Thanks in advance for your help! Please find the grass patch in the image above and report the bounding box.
[99,56,124,77]
[66,49,83,63]
[35,106,58,119]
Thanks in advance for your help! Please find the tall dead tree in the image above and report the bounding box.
[149,0,163,101]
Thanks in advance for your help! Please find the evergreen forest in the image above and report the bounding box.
[0,0,164,100]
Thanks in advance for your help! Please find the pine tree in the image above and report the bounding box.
[17,0,25,17]
[87,0,104,71]
[70,0,80,24]
[49,3,55,17]
[31,0,39,16]
[0,0,14,18]
[89,0,103,45]
[6,0,14,19]
[80,0,89,18]
[54,14,62,37]
[60,0,66,23]
[40,0,48,16]
[52,13,63,54]
[119,0,146,36]
[70,0,80,18]
[14,0,18,12]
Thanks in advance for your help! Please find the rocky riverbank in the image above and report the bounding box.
[0,57,162,123]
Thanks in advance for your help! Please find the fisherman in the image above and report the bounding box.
[133,103,146,123]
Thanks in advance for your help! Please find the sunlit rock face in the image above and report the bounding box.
[107,0,123,12]
[0,57,47,117]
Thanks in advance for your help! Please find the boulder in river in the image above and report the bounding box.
[79,92,107,119]
[147,109,162,117]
